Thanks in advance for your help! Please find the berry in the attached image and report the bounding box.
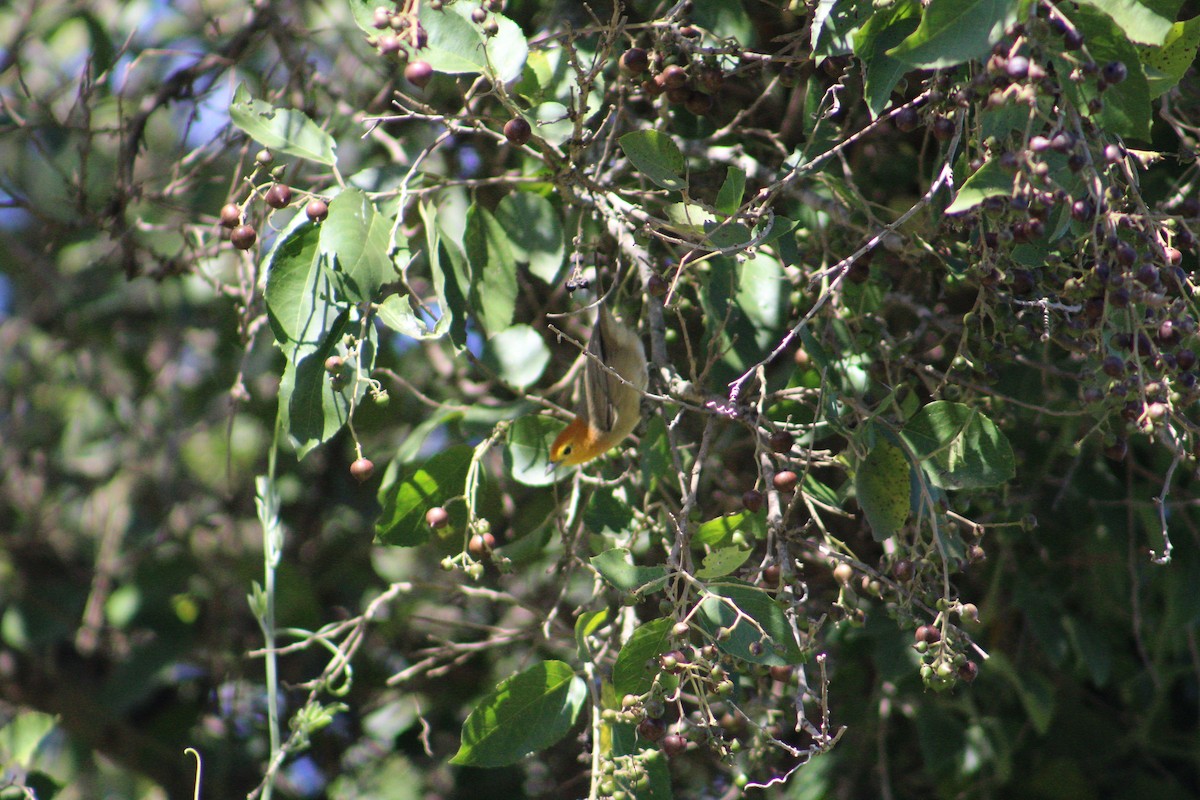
[832,562,853,585]
[620,47,649,75]
[1063,28,1084,50]
[892,559,913,581]
[426,506,450,529]
[894,106,919,132]
[684,91,713,116]
[219,203,242,228]
[231,224,257,250]
[265,184,292,209]
[742,489,763,513]
[1104,144,1123,163]
[915,625,940,644]
[1101,355,1124,377]
[306,199,329,221]
[761,564,781,587]
[768,430,794,454]
[503,117,531,145]
[378,34,401,55]
[350,457,375,482]
[647,273,668,297]
[958,661,979,682]
[769,665,792,683]
[468,532,496,556]
[772,470,797,492]
[255,150,273,166]
[1006,55,1029,79]
[324,355,345,374]
[932,116,955,141]
[661,734,687,757]
[1101,61,1127,85]
[659,64,688,89]
[405,60,433,88]
[471,6,487,23]
[482,18,499,36]
[637,717,666,742]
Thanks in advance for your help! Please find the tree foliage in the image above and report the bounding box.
[2,0,1200,798]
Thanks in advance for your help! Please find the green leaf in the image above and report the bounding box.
[811,0,874,57]
[463,204,517,335]
[376,445,474,546]
[612,617,674,697]
[494,192,565,284]
[583,490,635,538]
[264,213,330,350]
[887,0,1021,68]
[946,157,1013,214]
[1056,6,1152,140]
[1076,0,1172,44]
[899,401,1015,490]
[736,252,784,349]
[695,547,753,580]
[504,414,560,487]
[0,711,56,769]
[714,166,746,216]
[696,582,805,665]
[855,438,912,541]
[696,512,752,546]
[575,609,609,661]
[229,84,337,165]
[451,661,585,767]
[619,131,686,191]
[1139,16,1200,98]
[376,293,449,340]
[482,324,550,389]
[854,0,922,117]
[421,200,470,348]
[591,548,669,596]
[319,188,393,303]
[425,4,528,83]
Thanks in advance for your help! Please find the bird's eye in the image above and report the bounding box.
[562,445,573,456]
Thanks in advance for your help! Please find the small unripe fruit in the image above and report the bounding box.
[482,18,499,36]
[306,199,329,221]
[350,457,375,482]
[503,117,531,145]
[426,506,450,529]
[324,355,344,374]
[742,489,763,513]
[405,60,433,88]
[832,562,853,585]
[265,184,292,209]
[773,470,798,492]
[621,47,649,75]
[255,149,273,166]
[231,224,257,250]
[219,203,242,228]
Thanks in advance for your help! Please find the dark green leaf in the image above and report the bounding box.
[229,84,337,165]
[619,131,686,191]
[451,661,585,767]
[714,166,746,216]
[811,0,874,57]
[264,213,330,350]
[887,0,1021,68]
[376,445,474,547]
[696,582,805,665]
[463,204,517,335]
[854,0,922,117]
[583,491,635,538]
[612,617,673,697]
[946,157,1013,214]
[1056,6,1152,140]
[494,192,565,284]
[899,401,1015,489]
[591,548,669,596]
